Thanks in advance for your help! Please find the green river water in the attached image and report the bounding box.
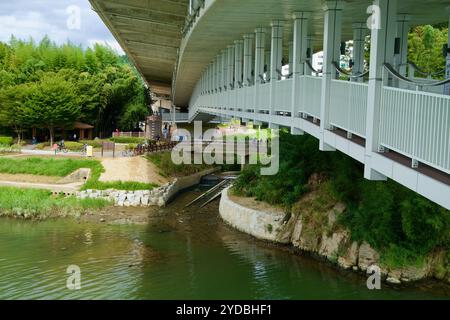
[0,190,448,300]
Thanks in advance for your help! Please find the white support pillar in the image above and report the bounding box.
[269,20,284,117]
[319,0,344,151]
[351,22,367,82]
[255,28,266,85]
[291,11,310,131]
[208,63,213,93]
[395,14,411,78]
[216,55,222,92]
[255,27,266,114]
[222,50,228,91]
[234,40,244,88]
[243,34,254,86]
[270,20,284,82]
[227,45,235,89]
[445,6,450,95]
[364,0,398,180]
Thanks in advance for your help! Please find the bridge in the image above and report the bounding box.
[90,0,450,210]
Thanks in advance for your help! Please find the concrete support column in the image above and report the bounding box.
[243,34,254,86]
[270,20,284,81]
[444,6,450,95]
[351,22,367,82]
[269,20,284,117]
[216,55,222,92]
[319,0,344,151]
[395,15,411,78]
[265,50,271,80]
[234,40,244,88]
[227,45,235,89]
[222,50,228,91]
[291,11,310,129]
[209,63,213,93]
[254,27,266,114]
[255,28,266,84]
[364,0,398,180]
[292,12,310,77]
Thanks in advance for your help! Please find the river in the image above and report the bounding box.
[0,189,448,300]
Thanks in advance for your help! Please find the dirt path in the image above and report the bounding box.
[99,156,169,186]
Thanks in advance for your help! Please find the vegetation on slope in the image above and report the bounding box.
[0,187,110,219]
[233,131,449,267]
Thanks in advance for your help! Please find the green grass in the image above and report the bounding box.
[0,136,13,146]
[0,157,156,191]
[146,151,213,177]
[0,187,110,219]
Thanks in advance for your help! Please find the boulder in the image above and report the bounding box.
[358,242,380,271]
[319,230,349,259]
[338,241,359,269]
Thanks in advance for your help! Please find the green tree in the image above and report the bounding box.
[24,74,80,145]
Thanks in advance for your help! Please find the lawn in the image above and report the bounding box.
[0,187,110,219]
[146,152,213,177]
[0,157,156,191]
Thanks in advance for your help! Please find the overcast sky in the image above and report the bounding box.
[0,0,124,53]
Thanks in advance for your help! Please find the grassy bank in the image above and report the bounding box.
[0,187,110,219]
[233,130,449,268]
[146,152,214,177]
[0,157,156,191]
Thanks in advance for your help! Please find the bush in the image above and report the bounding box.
[110,136,146,144]
[64,141,84,151]
[35,142,50,150]
[233,131,450,268]
[0,136,13,146]
[146,151,213,177]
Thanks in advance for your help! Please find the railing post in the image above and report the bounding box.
[364,0,397,180]
[319,1,345,151]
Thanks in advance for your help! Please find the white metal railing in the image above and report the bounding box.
[330,80,368,137]
[274,79,293,112]
[258,83,271,111]
[380,87,450,174]
[299,76,322,118]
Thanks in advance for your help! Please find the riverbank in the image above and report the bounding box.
[220,185,450,286]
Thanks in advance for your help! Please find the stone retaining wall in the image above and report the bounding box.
[75,167,219,207]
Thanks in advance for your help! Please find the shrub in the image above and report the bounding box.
[64,141,84,151]
[0,136,13,146]
[35,142,50,150]
[146,151,213,177]
[110,136,146,144]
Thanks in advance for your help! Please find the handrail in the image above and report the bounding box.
[384,63,450,87]
[408,61,445,77]
[332,61,369,79]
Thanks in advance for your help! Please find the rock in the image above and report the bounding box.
[100,218,106,222]
[386,277,401,284]
[157,197,165,207]
[352,266,359,272]
[338,241,359,269]
[123,200,130,207]
[319,230,349,259]
[141,196,149,206]
[130,195,141,207]
[358,242,380,271]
